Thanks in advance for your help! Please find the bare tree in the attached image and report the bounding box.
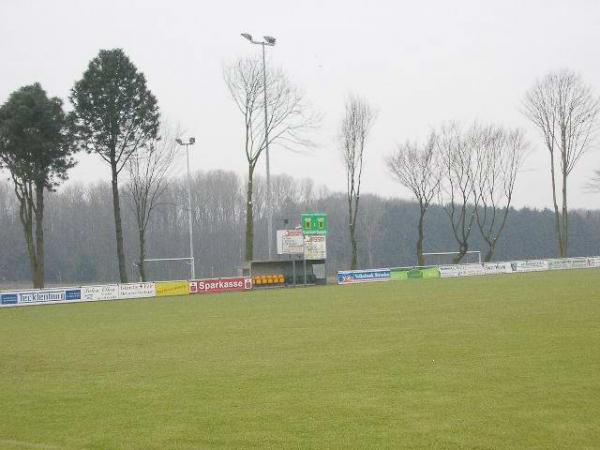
[438,123,476,263]
[125,127,178,281]
[523,69,600,257]
[472,125,528,262]
[340,95,376,270]
[386,132,441,265]
[224,57,317,261]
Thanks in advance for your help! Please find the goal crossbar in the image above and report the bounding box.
[143,257,193,263]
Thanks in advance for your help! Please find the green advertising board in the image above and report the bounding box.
[302,213,328,235]
[390,267,440,280]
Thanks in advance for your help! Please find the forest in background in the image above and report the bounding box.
[1,171,598,286]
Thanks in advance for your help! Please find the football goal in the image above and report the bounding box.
[131,257,195,281]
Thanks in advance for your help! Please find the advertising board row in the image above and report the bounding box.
[1,277,253,307]
[438,257,600,278]
[337,256,600,284]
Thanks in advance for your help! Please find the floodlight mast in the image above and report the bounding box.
[175,137,196,279]
[241,32,276,260]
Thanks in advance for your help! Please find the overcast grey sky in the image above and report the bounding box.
[2,0,600,209]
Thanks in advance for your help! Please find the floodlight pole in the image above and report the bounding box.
[241,32,276,260]
[176,137,196,280]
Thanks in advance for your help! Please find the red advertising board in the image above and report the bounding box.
[189,277,252,294]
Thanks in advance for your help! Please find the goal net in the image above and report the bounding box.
[134,257,194,281]
[422,251,482,266]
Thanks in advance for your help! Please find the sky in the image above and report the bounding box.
[1,0,600,209]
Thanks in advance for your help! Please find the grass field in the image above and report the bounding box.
[1,270,600,449]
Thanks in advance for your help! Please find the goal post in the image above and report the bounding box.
[421,251,482,266]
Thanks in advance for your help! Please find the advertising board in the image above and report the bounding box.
[81,284,119,301]
[439,264,485,278]
[118,282,155,299]
[438,265,459,278]
[337,268,391,285]
[304,235,326,260]
[571,258,589,269]
[1,293,18,305]
[483,262,513,275]
[390,267,440,280]
[548,259,571,270]
[276,229,304,255]
[511,260,549,272]
[156,281,190,297]
[588,257,600,268]
[190,277,252,294]
[18,288,81,304]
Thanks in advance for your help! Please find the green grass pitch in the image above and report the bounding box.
[1,270,600,449]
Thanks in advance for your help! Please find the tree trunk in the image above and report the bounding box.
[18,192,37,289]
[561,170,568,257]
[138,226,146,282]
[348,191,360,270]
[484,241,496,263]
[453,243,468,263]
[33,183,45,288]
[111,162,128,282]
[416,208,425,266]
[245,164,254,261]
[549,152,564,257]
[350,224,358,270]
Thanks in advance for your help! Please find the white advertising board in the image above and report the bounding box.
[82,284,119,301]
[438,265,460,278]
[588,257,600,268]
[118,282,156,299]
[276,229,304,255]
[439,264,485,278]
[511,260,549,272]
[483,262,513,275]
[571,258,589,269]
[304,235,326,260]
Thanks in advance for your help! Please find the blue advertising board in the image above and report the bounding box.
[18,288,82,304]
[337,268,391,285]
[65,289,81,301]
[1,293,18,305]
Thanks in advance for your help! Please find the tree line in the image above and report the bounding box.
[0,172,599,286]
[1,45,599,287]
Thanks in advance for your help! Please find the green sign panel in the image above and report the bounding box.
[302,213,328,235]
[390,267,440,280]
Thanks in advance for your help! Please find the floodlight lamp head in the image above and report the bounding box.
[189,137,196,145]
[176,138,183,145]
[241,33,253,42]
[264,35,276,45]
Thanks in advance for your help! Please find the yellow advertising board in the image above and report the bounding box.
[155,281,190,297]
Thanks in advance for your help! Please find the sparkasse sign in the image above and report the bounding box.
[190,277,252,294]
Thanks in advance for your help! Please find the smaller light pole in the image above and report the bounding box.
[176,137,196,279]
